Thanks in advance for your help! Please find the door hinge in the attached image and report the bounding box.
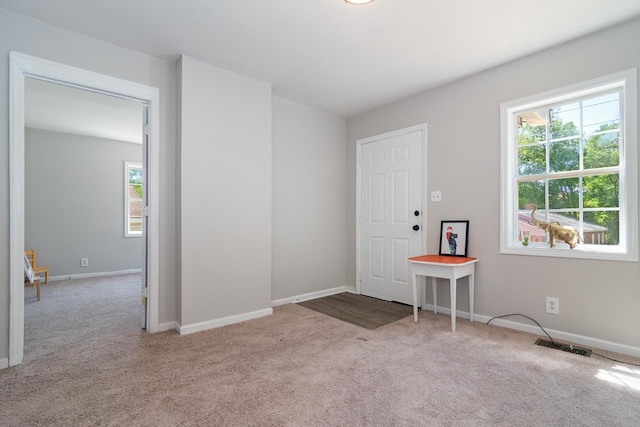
[143,206,149,217]
[143,124,150,136]
[141,296,147,306]
[141,287,148,297]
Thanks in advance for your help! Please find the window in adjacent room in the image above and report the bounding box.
[500,70,637,261]
[125,161,143,237]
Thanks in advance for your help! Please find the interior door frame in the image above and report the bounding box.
[356,124,428,295]
[8,51,161,366]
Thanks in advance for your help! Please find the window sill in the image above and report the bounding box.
[500,244,638,262]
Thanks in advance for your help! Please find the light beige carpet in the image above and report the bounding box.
[2,275,640,426]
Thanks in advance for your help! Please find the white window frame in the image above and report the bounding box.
[125,161,143,237]
[500,69,638,261]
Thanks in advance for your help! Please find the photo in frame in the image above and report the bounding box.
[439,220,469,257]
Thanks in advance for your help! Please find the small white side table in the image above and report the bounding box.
[408,254,479,332]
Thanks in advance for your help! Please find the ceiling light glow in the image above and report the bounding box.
[345,0,374,4]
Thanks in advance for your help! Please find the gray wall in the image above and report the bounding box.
[272,97,347,301]
[0,9,177,360]
[177,55,272,328]
[347,18,640,348]
[25,128,142,277]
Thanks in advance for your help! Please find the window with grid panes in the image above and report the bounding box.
[125,162,143,237]
[500,70,637,261]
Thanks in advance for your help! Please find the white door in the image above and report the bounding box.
[359,127,424,304]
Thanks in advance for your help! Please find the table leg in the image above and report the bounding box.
[421,276,427,310]
[469,272,475,322]
[432,277,438,314]
[412,272,418,322]
[450,276,456,332]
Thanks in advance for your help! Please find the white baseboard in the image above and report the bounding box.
[158,321,177,332]
[422,304,472,320]
[50,268,142,282]
[271,286,348,307]
[177,308,273,335]
[422,304,640,358]
[0,357,8,370]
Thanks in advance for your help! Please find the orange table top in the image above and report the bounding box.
[408,254,477,264]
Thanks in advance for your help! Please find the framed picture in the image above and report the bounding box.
[439,220,469,257]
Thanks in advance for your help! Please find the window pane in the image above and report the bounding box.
[584,211,618,245]
[583,174,619,208]
[518,181,545,210]
[518,144,546,176]
[548,177,579,209]
[555,210,579,223]
[517,111,546,146]
[549,139,579,172]
[129,199,143,234]
[129,184,143,200]
[583,92,619,135]
[129,167,143,185]
[550,103,580,139]
[584,131,619,169]
[517,211,544,244]
[129,217,143,233]
[129,200,143,217]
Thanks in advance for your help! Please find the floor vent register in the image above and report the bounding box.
[535,338,592,357]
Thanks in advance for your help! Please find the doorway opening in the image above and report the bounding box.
[9,52,160,367]
[23,78,146,358]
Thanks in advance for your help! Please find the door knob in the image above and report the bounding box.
[413,225,420,231]
[414,210,420,216]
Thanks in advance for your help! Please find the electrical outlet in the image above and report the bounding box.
[546,297,559,315]
[81,258,89,267]
[430,191,442,202]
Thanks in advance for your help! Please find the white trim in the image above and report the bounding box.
[0,358,8,370]
[49,269,143,282]
[473,314,640,359]
[9,51,161,367]
[9,53,26,367]
[500,69,638,262]
[421,305,473,321]
[418,305,640,358]
[355,124,428,294]
[146,87,161,334]
[271,286,348,307]
[177,308,273,335]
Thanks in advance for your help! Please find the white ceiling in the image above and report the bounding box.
[25,78,143,144]
[4,0,640,118]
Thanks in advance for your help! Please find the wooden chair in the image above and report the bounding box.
[24,252,41,301]
[25,249,49,284]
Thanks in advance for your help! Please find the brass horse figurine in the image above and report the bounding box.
[530,206,581,249]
